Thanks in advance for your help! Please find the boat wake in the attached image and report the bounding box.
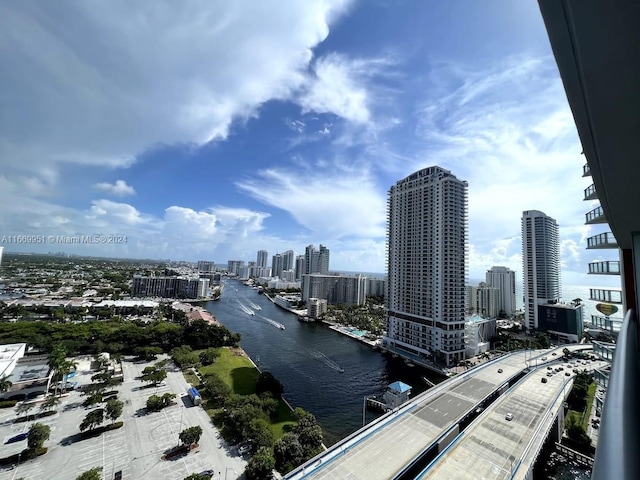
[310,350,344,373]
[246,300,262,311]
[237,302,255,315]
[257,314,285,330]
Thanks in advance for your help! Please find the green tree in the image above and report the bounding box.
[75,467,102,480]
[179,425,203,446]
[28,422,51,449]
[141,366,167,385]
[198,348,220,366]
[0,374,12,393]
[16,402,35,421]
[274,433,303,473]
[105,398,124,424]
[245,447,275,480]
[80,408,104,432]
[184,475,209,480]
[247,418,275,449]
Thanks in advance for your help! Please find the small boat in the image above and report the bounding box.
[338,368,344,373]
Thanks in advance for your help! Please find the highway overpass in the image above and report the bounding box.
[285,345,601,480]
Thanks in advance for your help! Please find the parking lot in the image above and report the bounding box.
[0,355,246,480]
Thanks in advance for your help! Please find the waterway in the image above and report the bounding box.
[204,279,444,445]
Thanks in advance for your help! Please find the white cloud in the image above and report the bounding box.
[0,0,353,182]
[93,180,136,196]
[236,159,387,239]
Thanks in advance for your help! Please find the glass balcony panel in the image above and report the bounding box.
[586,206,607,224]
[588,261,621,275]
[589,288,623,304]
[587,232,618,249]
[584,184,598,200]
[583,162,591,177]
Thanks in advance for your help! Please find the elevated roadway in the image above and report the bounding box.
[285,345,595,480]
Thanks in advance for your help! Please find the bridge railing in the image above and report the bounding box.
[592,308,640,480]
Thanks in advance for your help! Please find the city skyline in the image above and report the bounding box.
[0,1,617,288]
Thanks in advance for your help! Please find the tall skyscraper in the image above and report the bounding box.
[295,255,304,281]
[384,166,468,367]
[256,250,269,269]
[485,266,517,317]
[282,250,295,272]
[304,244,330,275]
[0,246,3,267]
[272,253,284,279]
[521,210,561,331]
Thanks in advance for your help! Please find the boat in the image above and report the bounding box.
[278,325,285,330]
[338,368,344,373]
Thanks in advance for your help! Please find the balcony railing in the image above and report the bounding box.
[592,309,640,480]
[584,184,598,200]
[587,232,618,249]
[590,314,622,334]
[586,206,607,224]
[588,261,621,275]
[583,162,591,177]
[589,288,623,304]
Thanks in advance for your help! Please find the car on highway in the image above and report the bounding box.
[505,413,514,421]
[4,432,28,444]
[497,369,503,373]
[541,377,548,383]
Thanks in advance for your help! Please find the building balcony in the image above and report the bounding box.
[589,288,623,304]
[587,232,618,249]
[584,184,598,200]
[586,206,607,224]
[582,162,591,177]
[588,261,621,275]
[589,314,622,335]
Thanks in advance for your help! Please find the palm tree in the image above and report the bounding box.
[0,374,12,394]
[47,345,67,397]
[39,395,61,414]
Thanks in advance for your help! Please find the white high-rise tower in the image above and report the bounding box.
[485,266,517,317]
[521,210,561,331]
[384,166,468,367]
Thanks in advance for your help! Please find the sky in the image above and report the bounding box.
[0,0,620,289]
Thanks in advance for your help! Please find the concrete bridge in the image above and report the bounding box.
[285,345,601,480]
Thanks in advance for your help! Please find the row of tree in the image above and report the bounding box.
[0,315,240,356]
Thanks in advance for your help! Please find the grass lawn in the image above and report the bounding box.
[188,347,297,439]
[199,347,259,395]
[582,382,597,430]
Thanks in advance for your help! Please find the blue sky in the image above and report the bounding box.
[0,0,619,288]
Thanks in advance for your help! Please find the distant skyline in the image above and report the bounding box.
[0,1,618,289]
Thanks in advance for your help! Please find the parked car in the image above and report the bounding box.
[238,441,253,455]
[505,413,514,421]
[4,432,28,444]
[200,470,215,478]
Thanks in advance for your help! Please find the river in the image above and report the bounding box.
[204,279,443,445]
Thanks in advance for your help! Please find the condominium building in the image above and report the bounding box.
[466,282,500,318]
[383,166,468,367]
[0,246,3,267]
[485,266,516,317]
[132,275,209,299]
[197,260,216,273]
[272,253,284,279]
[302,274,367,306]
[227,260,245,277]
[282,250,295,272]
[521,210,561,331]
[304,244,330,275]
[256,250,269,269]
[308,298,328,319]
[295,255,304,281]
